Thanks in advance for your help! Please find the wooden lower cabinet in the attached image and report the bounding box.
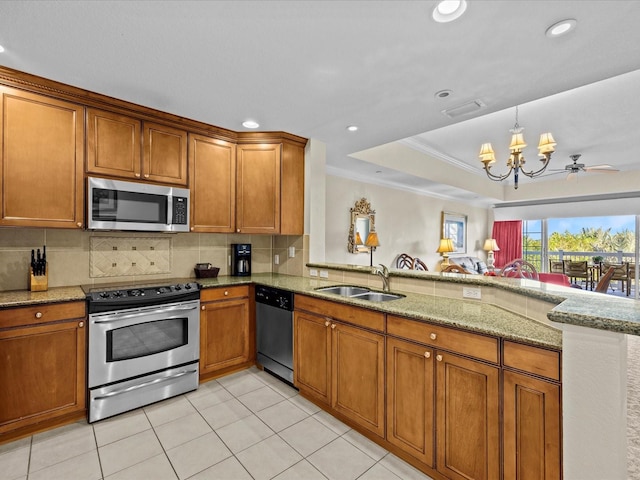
[294,302,385,438]
[199,286,252,379]
[503,370,561,480]
[0,301,86,438]
[386,337,435,467]
[436,351,500,480]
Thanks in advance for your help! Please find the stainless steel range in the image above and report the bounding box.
[85,281,200,423]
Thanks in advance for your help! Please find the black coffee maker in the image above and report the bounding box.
[231,244,251,276]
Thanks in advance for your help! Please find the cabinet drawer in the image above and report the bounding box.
[295,295,385,332]
[387,315,498,364]
[503,341,561,381]
[201,285,249,302]
[0,301,86,330]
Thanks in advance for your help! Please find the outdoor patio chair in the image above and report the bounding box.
[563,260,593,290]
[600,262,630,295]
[549,260,564,274]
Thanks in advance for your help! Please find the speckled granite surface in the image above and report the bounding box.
[309,262,640,338]
[202,273,562,349]
[0,286,85,308]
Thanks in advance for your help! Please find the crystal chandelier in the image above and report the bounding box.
[479,107,556,189]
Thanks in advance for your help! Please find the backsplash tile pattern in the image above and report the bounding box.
[90,237,171,278]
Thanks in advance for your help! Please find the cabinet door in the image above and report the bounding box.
[280,142,304,235]
[332,322,385,438]
[236,143,281,234]
[294,311,331,405]
[143,122,188,186]
[386,337,434,466]
[0,319,86,434]
[87,108,141,179]
[189,134,236,232]
[0,87,84,228]
[200,298,250,375]
[436,352,500,480]
[504,370,561,480]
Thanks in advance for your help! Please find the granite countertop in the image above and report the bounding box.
[7,266,639,350]
[201,273,562,350]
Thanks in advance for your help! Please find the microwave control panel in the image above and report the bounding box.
[173,197,188,224]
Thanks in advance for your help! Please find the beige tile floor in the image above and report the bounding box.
[0,367,434,480]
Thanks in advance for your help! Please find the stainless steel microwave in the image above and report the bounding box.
[87,177,190,232]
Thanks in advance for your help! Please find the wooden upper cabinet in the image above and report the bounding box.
[280,142,305,235]
[0,87,84,228]
[236,143,281,234]
[87,108,188,186]
[189,134,236,232]
[143,122,188,185]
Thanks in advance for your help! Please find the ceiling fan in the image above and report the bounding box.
[548,154,619,181]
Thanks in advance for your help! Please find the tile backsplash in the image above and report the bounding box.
[90,237,172,277]
[0,228,307,291]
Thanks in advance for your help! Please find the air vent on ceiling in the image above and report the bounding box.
[441,100,486,119]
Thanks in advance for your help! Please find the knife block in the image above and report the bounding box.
[29,264,48,292]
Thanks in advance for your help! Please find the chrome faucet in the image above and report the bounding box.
[374,264,390,292]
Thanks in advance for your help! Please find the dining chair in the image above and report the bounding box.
[600,262,629,295]
[441,264,471,274]
[563,260,593,290]
[413,258,428,271]
[499,258,539,280]
[396,253,415,269]
[595,266,616,293]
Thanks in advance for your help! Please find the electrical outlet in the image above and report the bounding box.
[288,246,295,258]
[309,269,318,277]
[319,270,329,278]
[462,287,481,300]
[274,254,280,265]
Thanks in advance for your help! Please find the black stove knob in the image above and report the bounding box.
[174,284,182,290]
[157,287,167,294]
[129,289,142,296]
[184,284,192,290]
[113,291,124,297]
[99,292,110,299]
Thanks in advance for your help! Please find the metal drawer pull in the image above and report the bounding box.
[424,352,431,359]
[331,324,336,329]
[436,354,443,362]
[325,321,331,327]
[93,369,197,400]
[35,312,43,319]
[430,333,437,340]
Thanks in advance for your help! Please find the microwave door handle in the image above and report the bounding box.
[167,196,172,225]
[92,304,199,323]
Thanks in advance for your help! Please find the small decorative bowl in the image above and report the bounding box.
[194,266,220,278]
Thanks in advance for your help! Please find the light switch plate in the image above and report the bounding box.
[309,269,318,277]
[462,287,481,299]
[274,254,280,265]
[319,270,329,278]
[288,246,295,258]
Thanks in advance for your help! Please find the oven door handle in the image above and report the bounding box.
[93,369,197,400]
[92,304,199,323]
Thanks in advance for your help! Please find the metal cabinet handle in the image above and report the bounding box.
[76,222,82,228]
[436,354,443,362]
[78,321,84,328]
[144,174,150,178]
[134,173,141,178]
[430,333,437,340]
[224,291,229,296]
[201,305,205,310]
[324,321,330,327]
[424,351,431,358]
[35,312,43,319]
[331,324,336,329]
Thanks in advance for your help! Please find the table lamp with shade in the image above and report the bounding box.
[437,238,455,266]
[365,229,380,267]
[483,238,500,270]
[354,231,363,247]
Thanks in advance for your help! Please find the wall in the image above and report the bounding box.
[324,175,490,271]
[0,228,305,291]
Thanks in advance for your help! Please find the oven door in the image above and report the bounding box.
[88,300,200,388]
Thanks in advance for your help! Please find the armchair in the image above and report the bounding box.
[563,260,593,290]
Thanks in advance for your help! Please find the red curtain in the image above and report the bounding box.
[492,220,523,268]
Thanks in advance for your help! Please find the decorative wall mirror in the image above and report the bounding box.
[442,211,467,254]
[348,198,376,253]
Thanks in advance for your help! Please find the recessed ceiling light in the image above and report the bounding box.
[346,125,358,132]
[0,45,5,53]
[242,120,259,129]
[432,0,467,23]
[545,19,577,38]
[435,89,453,99]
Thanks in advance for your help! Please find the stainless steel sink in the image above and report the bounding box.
[315,285,404,302]
[315,285,371,296]
[350,292,405,302]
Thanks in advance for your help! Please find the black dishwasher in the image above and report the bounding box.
[255,285,295,385]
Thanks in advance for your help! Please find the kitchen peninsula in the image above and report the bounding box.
[1,269,635,479]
